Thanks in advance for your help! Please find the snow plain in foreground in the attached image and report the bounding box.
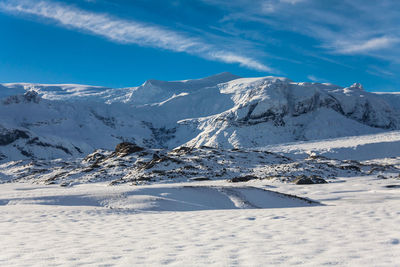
[1,132,400,266]
[1,176,400,266]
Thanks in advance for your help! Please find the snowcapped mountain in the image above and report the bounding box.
[0,72,399,162]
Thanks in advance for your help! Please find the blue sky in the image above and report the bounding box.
[0,0,399,91]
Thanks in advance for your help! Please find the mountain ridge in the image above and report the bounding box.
[0,73,399,162]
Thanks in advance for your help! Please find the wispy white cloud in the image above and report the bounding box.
[0,0,273,72]
[366,65,395,78]
[307,75,318,82]
[332,36,399,54]
[307,74,327,83]
[203,0,400,60]
[211,51,272,71]
[279,0,306,5]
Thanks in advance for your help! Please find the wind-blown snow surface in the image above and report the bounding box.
[1,173,400,266]
[1,72,399,162]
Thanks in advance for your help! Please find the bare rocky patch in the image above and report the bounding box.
[1,142,399,186]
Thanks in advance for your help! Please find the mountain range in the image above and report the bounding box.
[1,72,399,162]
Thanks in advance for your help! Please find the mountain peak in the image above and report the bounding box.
[142,72,240,88]
[130,72,241,105]
[23,90,40,103]
[203,72,241,81]
[350,82,364,90]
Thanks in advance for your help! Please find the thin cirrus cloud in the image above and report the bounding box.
[332,36,399,54]
[203,0,400,60]
[0,0,273,72]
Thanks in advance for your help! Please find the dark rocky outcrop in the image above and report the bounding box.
[293,175,327,185]
[189,177,210,181]
[3,91,41,105]
[114,142,144,156]
[27,137,72,155]
[230,175,258,183]
[83,151,107,164]
[0,129,29,146]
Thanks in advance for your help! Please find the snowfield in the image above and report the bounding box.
[1,131,400,266]
[1,173,400,266]
[1,73,400,266]
[266,130,400,161]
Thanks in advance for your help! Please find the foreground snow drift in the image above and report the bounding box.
[1,174,400,266]
[0,184,319,211]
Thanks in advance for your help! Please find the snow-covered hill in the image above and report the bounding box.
[0,72,399,162]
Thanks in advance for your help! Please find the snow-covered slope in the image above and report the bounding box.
[0,73,399,162]
[0,91,151,161]
[374,92,400,111]
[125,72,240,105]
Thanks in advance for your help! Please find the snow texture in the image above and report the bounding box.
[1,170,400,266]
